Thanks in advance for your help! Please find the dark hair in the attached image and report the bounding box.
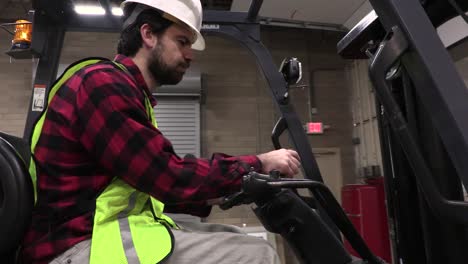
[117,4,173,56]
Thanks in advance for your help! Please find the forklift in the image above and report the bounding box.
[0,0,467,263]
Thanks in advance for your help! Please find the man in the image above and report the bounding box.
[21,0,301,263]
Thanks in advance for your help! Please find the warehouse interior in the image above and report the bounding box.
[0,0,468,263]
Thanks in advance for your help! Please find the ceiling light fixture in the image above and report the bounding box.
[111,7,124,16]
[74,5,124,16]
[74,5,106,15]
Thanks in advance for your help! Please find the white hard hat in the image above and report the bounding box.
[121,0,205,50]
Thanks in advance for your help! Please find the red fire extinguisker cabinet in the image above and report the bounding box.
[341,177,391,263]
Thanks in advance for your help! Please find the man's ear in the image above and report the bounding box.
[140,23,157,49]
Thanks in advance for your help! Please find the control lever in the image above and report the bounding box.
[219,171,281,210]
[271,117,287,150]
[219,191,251,210]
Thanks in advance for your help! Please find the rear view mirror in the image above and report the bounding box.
[279,57,302,85]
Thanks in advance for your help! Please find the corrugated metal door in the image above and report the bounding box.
[347,60,383,178]
[153,97,200,157]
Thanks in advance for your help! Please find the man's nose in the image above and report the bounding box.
[184,47,194,61]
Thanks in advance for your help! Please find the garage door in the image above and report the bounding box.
[153,97,201,158]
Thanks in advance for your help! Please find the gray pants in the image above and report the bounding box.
[49,214,280,264]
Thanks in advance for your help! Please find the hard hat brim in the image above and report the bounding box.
[192,31,205,50]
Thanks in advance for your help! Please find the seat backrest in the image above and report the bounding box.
[0,133,33,259]
[0,132,30,163]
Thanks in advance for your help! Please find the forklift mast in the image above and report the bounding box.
[338,0,468,263]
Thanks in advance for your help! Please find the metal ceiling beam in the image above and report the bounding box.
[32,0,72,23]
[260,17,346,32]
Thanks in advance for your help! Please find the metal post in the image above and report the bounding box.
[23,11,65,142]
[247,0,263,22]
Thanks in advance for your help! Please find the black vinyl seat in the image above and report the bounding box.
[0,133,33,263]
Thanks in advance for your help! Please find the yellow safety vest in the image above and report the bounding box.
[29,58,176,264]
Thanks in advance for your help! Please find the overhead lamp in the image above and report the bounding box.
[74,4,123,16]
[112,7,123,16]
[74,5,106,15]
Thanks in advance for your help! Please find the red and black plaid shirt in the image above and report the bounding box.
[21,55,261,264]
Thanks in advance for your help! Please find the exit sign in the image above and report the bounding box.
[306,122,323,134]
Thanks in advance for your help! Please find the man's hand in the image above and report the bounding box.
[257,149,301,177]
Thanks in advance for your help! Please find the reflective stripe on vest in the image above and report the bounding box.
[90,178,175,264]
[29,58,176,264]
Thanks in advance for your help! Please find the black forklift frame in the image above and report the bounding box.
[7,0,468,262]
[16,0,383,263]
[338,0,468,263]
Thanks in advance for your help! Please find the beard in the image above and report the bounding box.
[148,42,189,86]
